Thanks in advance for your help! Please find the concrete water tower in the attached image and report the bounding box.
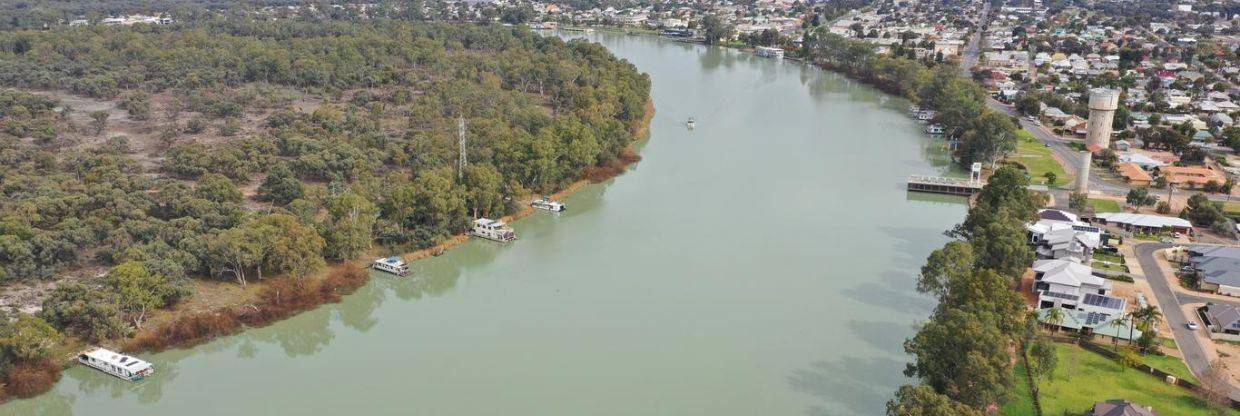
[1085,88,1120,150]
[1075,151,1092,194]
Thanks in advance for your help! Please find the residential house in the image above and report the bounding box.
[1087,400,1158,416]
[1157,165,1227,188]
[1032,258,1112,310]
[1202,304,1240,341]
[1027,209,1103,262]
[1116,163,1153,186]
[1093,212,1193,234]
[1187,245,1240,296]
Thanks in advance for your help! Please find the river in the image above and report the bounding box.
[5,32,966,416]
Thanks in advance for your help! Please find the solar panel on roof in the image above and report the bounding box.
[1042,291,1079,301]
[1083,293,1124,310]
[1084,312,1111,326]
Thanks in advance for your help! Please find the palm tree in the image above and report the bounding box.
[1045,306,1066,335]
[1133,305,1162,331]
[1131,305,1163,350]
[1106,317,1128,349]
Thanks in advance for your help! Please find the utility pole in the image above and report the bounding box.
[458,115,468,181]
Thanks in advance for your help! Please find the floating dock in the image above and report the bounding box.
[907,175,983,196]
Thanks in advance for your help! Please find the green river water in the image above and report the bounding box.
[5,32,967,416]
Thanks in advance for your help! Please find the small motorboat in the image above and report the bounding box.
[531,196,566,212]
[686,117,696,129]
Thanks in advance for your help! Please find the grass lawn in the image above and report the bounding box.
[1008,130,1072,187]
[1092,251,1128,272]
[1223,201,1240,217]
[1142,353,1198,384]
[1003,360,1039,416]
[1093,251,1124,264]
[1088,198,1122,213]
[1033,344,1231,416]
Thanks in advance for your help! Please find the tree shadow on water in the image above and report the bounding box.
[839,270,935,315]
[788,355,909,416]
[845,319,917,357]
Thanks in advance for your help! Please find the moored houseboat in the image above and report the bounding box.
[78,348,154,381]
[372,256,410,276]
[531,197,566,212]
[472,218,516,242]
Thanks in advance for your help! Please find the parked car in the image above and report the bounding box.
[1187,322,1200,330]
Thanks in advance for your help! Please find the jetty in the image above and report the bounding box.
[906,175,983,196]
[906,162,984,196]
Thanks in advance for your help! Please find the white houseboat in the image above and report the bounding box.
[531,197,566,212]
[372,256,410,276]
[472,218,516,242]
[78,348,154,381]
[924,124,945,135]
[755,46,784,59]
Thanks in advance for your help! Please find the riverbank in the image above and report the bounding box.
[0,97,657,403]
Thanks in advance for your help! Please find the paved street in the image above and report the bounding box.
[1133,242,1240,398]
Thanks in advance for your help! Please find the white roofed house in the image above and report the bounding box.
[1032,258,1114,310]
[1026,209,1103,262]
[1033,259,1138,342]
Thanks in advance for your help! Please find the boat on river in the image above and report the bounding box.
[686,117,696,129]
[472,218,517,242]
[531,197,566,212]
[372,256,410,276]
[78,348,154,381]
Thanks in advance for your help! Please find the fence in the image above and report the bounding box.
[1048,338,1240,409]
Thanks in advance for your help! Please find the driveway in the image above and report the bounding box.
[1133,242,1240,398]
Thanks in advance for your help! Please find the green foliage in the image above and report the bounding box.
[901,165,1039,411]
[196,173,243,204]
[700,14,733,45]
[1182,193,1226,227]
[39,283,130,342]
[119,93,151,121]
[1026,335,1057,382]
[0,314,62,362]
[106,261,179,328]
[256,162,304,206]
[1069,191,1088,212]
[324,191,379,261]
[1126,187,1157,207]
[885,384,982,416]
[89,110,109,135]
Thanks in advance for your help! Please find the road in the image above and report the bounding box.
[954,1,1127,196]
[958,0,988,76]
[986,100,1130,195]
[1134,242,1240,398]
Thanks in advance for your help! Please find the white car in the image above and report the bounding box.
[1187,322,1200,330]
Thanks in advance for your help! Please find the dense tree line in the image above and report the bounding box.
[808,32,1018,168]
[886,167,1048,414]
[0,19,650,386]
